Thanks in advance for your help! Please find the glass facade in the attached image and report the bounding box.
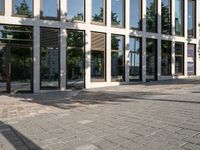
[161,0,171,34]
[0,0,4,15]
[146,0,157,32]
[111,35,124,81]
[161,40,171,75]
[111,0,125,27]
[67,0,84,21]
[188,0,196,38]
[129,37,141,81]
[187,44,196,75]
[175,0,184,36]
[41,0,59,19]
[66,30,85,88]
[92,0,105,24]
[146,38,157,80]
[175,42,184,75]
[130,0,142,30]
[13,0,33,17]
[40,28,60,89]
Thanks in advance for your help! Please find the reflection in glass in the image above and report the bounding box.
[0,0,3,14]
[187,44,195,75]
[67,31,84,88]
[161,0,171,34]
[188,0,196,38]
[146,0,157,32]
[0,47,7,93]
[161,40,171,75]
[92,0,104,23]
[175,0,184,36]
[13,0,33,17]
[67,0,84,21]
[111,0,125,27]
[41,0,59,18]
[111,35,124,81]
[130,0,141,30]
[129,37,141,81]
[146,39,157,80]
[91,51,104,80]
[175,42,184,75]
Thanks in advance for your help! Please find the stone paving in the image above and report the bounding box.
[0,78,200,150]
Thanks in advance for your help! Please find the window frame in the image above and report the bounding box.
[91,0,106,26]
[66,0,85,22]
[0,0,4,15]
[111,0,125,28]
[12,0,34,18]
[175,42,184,75]
[40,0,60,21]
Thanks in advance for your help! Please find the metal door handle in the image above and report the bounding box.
[9,63,11,75]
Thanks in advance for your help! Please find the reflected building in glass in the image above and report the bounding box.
[0,0,199,93]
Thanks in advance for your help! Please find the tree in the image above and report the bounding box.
[15,0,32,17]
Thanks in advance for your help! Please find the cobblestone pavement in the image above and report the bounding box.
[0,78,200,150]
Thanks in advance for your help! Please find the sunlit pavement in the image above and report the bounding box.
[0,78,200,150]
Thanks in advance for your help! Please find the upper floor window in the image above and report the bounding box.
[0,0,4,15]
[161,0,171,34]
[175,0,184,36]
[188,0,196,38]
[111,0,125,28]
[67,0,84,21]
[146,0,158,32]
[130,0,142,30]
[13,0,33,17]
[92,0,105,24]
[40,0,60,20]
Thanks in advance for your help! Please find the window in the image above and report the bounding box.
[66,30,85,88]
[161,40,171,75]
[91,32,106,81]
[13,0,33,17]
[67,0,84,21]
[129,37,142,81]
[111,35,125,81]
[130,0,142,30]
[111,0,125,27]
[40,28,60,89]
[146,0,157,32]
[187,44,196,75]
[161,0,171,34]
[146,38,157,80]
[188,0,196,38]
[175,0,184,36]
[40,0,60,19]
[175,42,184,75]
[0,0,4,15]
[92,0,105,24]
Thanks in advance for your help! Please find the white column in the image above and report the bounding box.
[4,0,12,17]
[184,0,188,76]
[196,0,200,76]
[125,35,130,82]
[106,0,111,27]
[171,0,175,78]
[106,33,111,83]
[157,0,162,34]
[142,0,146,82]
[85,0,91,25]
[171,41,176,77]
[142,0,146,33]
[85,30,91,88]
[157,39,162,80]
[125,0,130,30]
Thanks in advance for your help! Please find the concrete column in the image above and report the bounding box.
[125,0,130,30]
[142,37,146,82]
[157,39,162,80]
[171,0,175,77]
[184,0,188,76]
[85,30,91,88]
[171,0,175,36]
[157,0,162,34]
[196,0,200,76]
[106,33,111,83]
[85,0,91,25]
[5,0,12,17]
[61,0,67,21]
[125,35,130,82]
[171,41,176,77]
[106,0,111,27]
[142,0,146,32]
[33,26,40,93]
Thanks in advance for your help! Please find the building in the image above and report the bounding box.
[0,0,199,93]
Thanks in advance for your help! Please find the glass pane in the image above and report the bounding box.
[129,37,141,81]
[175,43,184,75]
[161,40,171,75]
[175,0,184,36]
[0,0,3,14]
[13,0,33,17]
[161,0,171,34]
[41,47,60,88]
[146,39,157,80]
[146,0,157,32]
[187,44,195,75]
[0,47,7,93]
[67,0,84,21]
[111,0,124,27]
[130,0,141,30]
[41,0,58,18]
[188,0,195,37]
[67,31,84,88]
[111,35,124,81]
[91,51,104,80]
[92,0,104,23]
